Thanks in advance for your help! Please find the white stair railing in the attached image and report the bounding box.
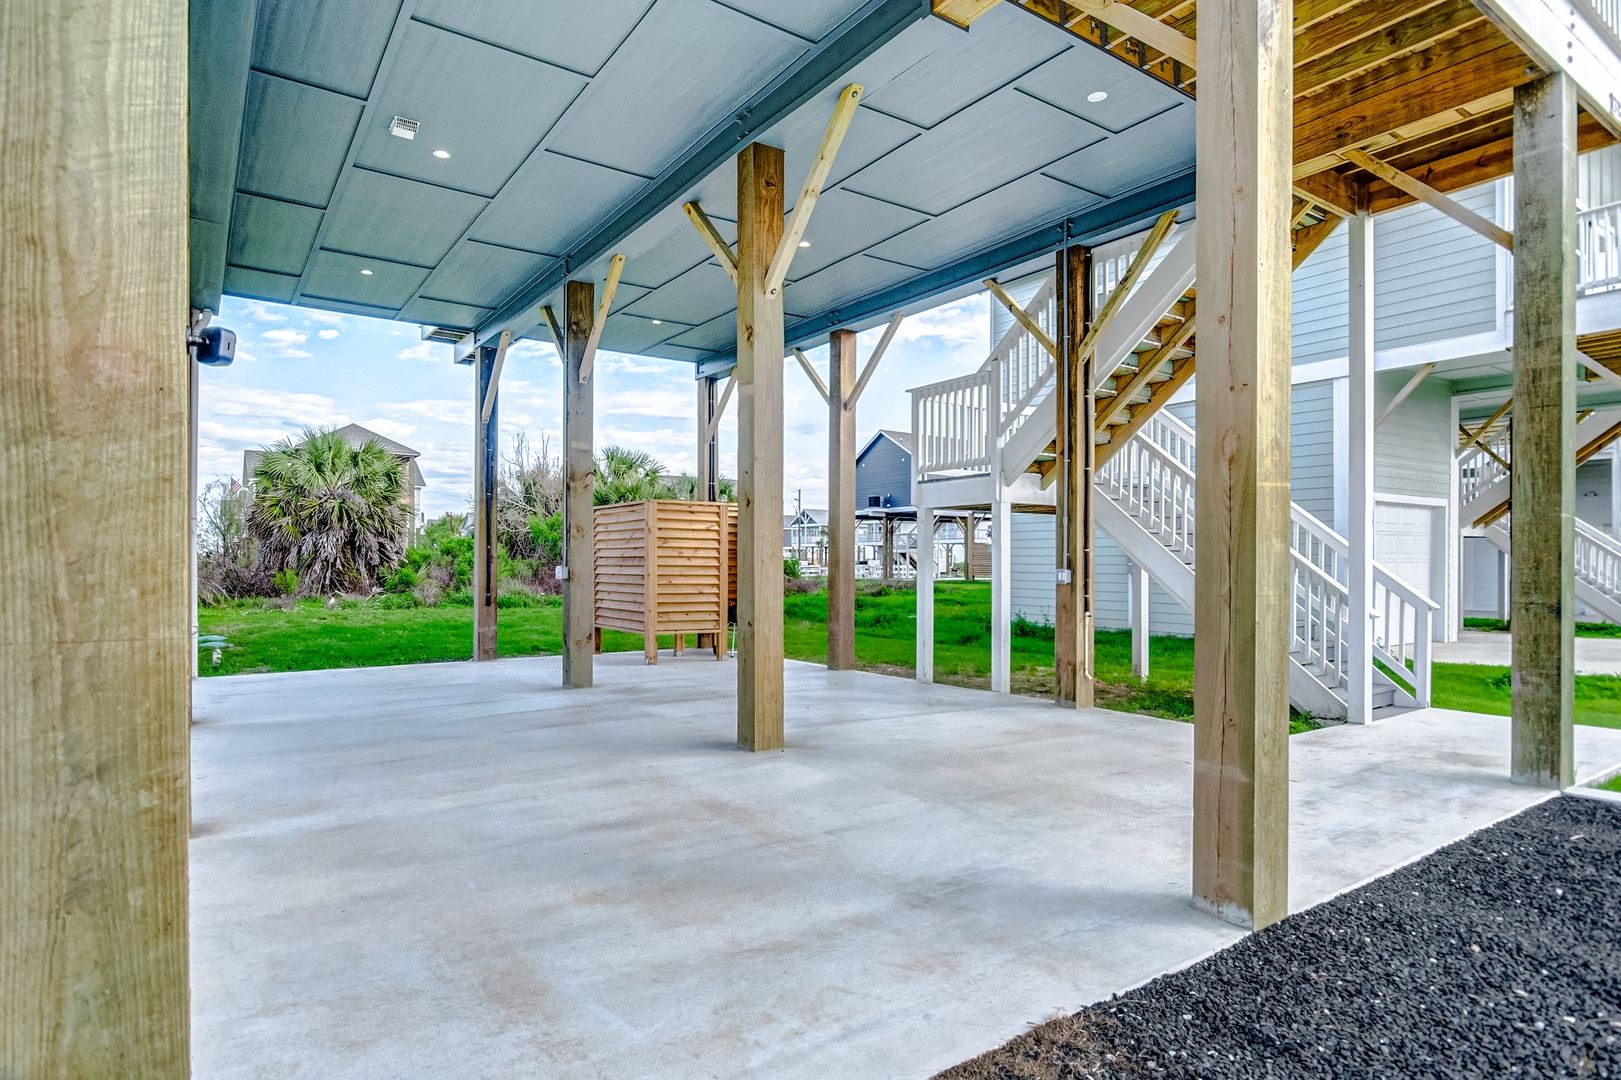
[910,366,996,480]
[1097,412,1196,562]
[1580,200,1621,293]
[995,274,1058,448]
[1458,422,1512,520]
[1577,519,1621,602]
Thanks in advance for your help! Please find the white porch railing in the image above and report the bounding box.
[1576,519,1621,610]
[910,366,995,478]
[995,274,1059,447]
[1580,200,1621,293]
[1097,412,1195,563]
[1458,422,1512,518]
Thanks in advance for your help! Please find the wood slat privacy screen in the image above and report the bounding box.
[593,500,735,663]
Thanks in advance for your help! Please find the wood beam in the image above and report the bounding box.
[540,305,564,355]
[1509,72,1576,788]
[985,278,1059,359]
[1293,171,1359,217]
[1458,398,1513,452]
[1295,0,1486,97]
[1077,210,1180,362]
[562,280,596,689]
[1193,0,1293,931]
[932,0,1001,28]
[708,372,737,441]
[473,345,499,662]
[790,347,831,404]
[828,329,858,672]
[1376,362,1437,427]
[577,253,625,384]
[480,330,511,424]
[1291,212,1343,269]
[736,142,787,751]
[1341,148,1513,249]
[3,0,190,1067]
[1056,246,1095,708]
[682,201,738,285]
[767,83,863,297]
[849,310,904,408]
[1071,0,1197,67]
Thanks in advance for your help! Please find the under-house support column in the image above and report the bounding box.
[562,280,596,689]
[697,374,719,502]
[473,346,499,661]
[1056,244,1095,707]
[1129,560,1150,683]
[989,499,1012,693]
[1193,0,1294,929]
[735,142,786,750]
[2,0,191,1069]
[916,508,936,682]
[1347,210,1375,725]
[828,329,858,670]
[1510,72,1577,788]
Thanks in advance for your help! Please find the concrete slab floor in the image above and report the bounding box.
[190,655,1621,1079]
[1433,628,1621,674]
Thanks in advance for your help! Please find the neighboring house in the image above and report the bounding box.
[855,430,913,512]
[244,423,427,533]
[783,508,828,567]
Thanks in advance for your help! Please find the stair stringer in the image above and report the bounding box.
[999,226,1199,484]
[1095,490,1350,718]
[1461,406,1621,526]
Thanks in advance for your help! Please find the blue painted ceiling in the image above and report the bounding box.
[191,0,1195,365]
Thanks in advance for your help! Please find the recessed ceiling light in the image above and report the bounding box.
[651,319,662,325]
[798,240,811,248]
[432,149,450,159]
[360,268,374,276]
[1087,91,1108,103]
[388,116,419,140]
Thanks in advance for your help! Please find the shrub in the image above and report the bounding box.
[385,566,417,593]
[375,591,417,610]
[443,589,474,607]
[784,576,821,595]
[272,568,299,596]
[411,576,444,608]
[1012,616,1055,641]
[530,511,563,565]
[783,557,801,579]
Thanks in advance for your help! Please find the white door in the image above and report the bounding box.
[1374,501,1435,646]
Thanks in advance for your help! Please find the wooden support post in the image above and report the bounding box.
[735,143,786,751]
[962,513,978,582]
[990,500,1012,693]
[3,0,191,1069]
[828,329,858,671]
[473,345,499,661]
[1129,560,1150,682]
[697,374,718,501]
[562,280,596,689]
[1056,245,1095,708]
[1510,72,1577,789]
[1347,211,1375,725]
[916,508,936,682]
[1193,0,1293,930]
[881,516,894,585]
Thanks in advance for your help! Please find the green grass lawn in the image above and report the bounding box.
[201,583,1618,731]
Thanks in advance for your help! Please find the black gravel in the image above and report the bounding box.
[938,796,1621,1080]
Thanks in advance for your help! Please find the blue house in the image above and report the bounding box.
[854,430,912,513]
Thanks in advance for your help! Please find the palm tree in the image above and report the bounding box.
[594,445,675,505]
[248,428,409,594]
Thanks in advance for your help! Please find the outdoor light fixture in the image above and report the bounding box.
[799,240,811,248]
[389,116,419,139]
[1087,91,1108,102]
[432,149,451,159]
[360,268,374,276]
[651,319,662,325]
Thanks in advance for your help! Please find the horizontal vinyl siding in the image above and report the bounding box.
[1292,226,1348,365]
[1291,379,1337,523]
[1374,370,1452,501]
[990,270,1049,350]
[1374,183,1500,351]
[854,438,912,510]
[1009,514,1192,635]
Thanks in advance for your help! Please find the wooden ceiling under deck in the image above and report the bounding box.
[936,0,1618,220]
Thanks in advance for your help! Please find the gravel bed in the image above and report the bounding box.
[937,796,1621,1079]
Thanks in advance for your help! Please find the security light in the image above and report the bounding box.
[799,240,811,248]
[389,116,419,140]
[1087,91,1108,103]
[360,268,374,276]
[432,149,451,159]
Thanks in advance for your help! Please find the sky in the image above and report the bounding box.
[203,290,992,519]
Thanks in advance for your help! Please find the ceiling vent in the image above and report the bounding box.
[388,116,419,140]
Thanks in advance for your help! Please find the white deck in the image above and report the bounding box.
[191,654,1621,1079]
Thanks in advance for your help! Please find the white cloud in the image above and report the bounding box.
[281,348,313,358]
[377,398,468,425]
[263,328,308,347]
[304,310,345,325]
[205,386,348,427]
[353,417,418,442]
[396,341,442,362]
[238,301,288,323]
[235,349,259,363]
[318,328,339,340]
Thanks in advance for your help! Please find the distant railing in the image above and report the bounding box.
[1576,0,1621,48]
[995,274,1058,448]
[1576,519,1621,607]
[1097,415,1195,562]
[1458,423,1512,518]
[1580,201,1621,293]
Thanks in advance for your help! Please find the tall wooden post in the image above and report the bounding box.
[562,280,596,689]
[1346,210,1375,725]
[735,143,786,750]
[828,329,858,670]
[473,346,499,661]
[1193,0,1293,929]
[2,0,191,1070]
[1056,245,1095,707]
[1510,72,1577,788]
[697,374,718,502]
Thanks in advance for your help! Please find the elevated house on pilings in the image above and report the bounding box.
[12,0,1621,1063]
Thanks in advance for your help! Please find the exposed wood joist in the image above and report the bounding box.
[932,0,1002,28]
[1294,0,1486,97]
[577,254,626,385]
[1459,398,1513,452]
[1340,148,1514,249]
